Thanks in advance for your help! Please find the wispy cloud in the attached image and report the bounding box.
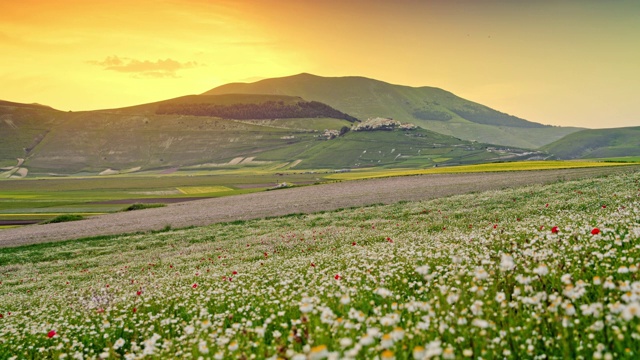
[88,56,200,78]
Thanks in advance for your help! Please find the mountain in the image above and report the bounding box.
[541,127,640,159]
[0,94,541,177]
[204,73,582,149]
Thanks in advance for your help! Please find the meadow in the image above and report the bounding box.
[0,170,324,226]
[326,160,633,181]
[0,169,639,359]
[0,161,633,229]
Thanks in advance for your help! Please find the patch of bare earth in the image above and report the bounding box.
[0,166,637,248]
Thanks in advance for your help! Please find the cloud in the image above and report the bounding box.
[88,56,200,78]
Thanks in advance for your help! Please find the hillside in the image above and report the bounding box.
[1,95,544,176]
[205,73,582,148]
[542,126,640,159]
[1,171,639,357]
[205,74,580,149]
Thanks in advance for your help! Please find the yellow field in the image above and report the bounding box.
[0,213,107,217]
[326,161,633,181]
[0,194,39,199]
[176,186,234,194]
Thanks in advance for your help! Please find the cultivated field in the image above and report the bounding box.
[0,166,637,247]
[0,168,639,359]
[1,161,634,229]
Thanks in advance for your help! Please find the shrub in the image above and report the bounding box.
[41,214,84,224]
[122,203,166,212]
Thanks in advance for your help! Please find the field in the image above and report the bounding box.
[0,161,634,230]
[0,170,324,226]
[326,160,634,181]
[1,169,639,359]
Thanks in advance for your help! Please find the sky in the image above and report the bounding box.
[0,0,638,128]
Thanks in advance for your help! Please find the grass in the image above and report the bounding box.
[2,83,579,177]
[326,160,633,181]
[40,214,84,224]
[0,160,631,230]
[1,170,639,358]
[121,203,166,211]
[177,186,234,194]
[597,156,640,163]
[205,73,583,148]
[0,171,319,229]
[542,126,640,159]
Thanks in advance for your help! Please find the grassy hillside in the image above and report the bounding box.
[259,128,539,170]
[542,126,640,159]
[1,95,543,176]
[205,73,582,148]
[1,171,639,358]
[0,103,62,168]
[0,96,349,175]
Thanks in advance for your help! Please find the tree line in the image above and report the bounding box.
[156,101,359,122]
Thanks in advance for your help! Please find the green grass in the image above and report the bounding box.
[0,170,323,228]
[2,75,584,177]
[121,203,166,211]
[205,73,583,148]
[598,156,640,163]
[40,214,85,224]
[542,126,640,159]
[1,170,639,358]
[326,160,632,181]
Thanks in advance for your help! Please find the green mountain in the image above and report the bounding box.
[0,94,542,177]
[542,127,640,159]
[204,73,582,148]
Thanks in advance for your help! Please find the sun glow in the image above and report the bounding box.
[0,0,638,127]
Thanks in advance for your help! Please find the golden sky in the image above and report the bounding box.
[0,0,638,128]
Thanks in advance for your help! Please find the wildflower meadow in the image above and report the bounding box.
[1,171,640,359]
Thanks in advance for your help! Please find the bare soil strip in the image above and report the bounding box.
[1,166,637,248]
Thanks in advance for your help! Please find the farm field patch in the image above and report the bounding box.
[0,171,322,227]
[326,160,632,181]
[177,186,234,195]
[0,170,639,358]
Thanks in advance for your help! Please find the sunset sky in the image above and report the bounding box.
[0,0,638,128]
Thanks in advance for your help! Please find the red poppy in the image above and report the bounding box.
[352,242,357,246]
[0,313,3,318]
[310,263,316,267]
[602,205,607,209]
[232,271,238,275]
[493,224,498,229]
[591,228,601,235]
[551,226,559,234]
[386,237,393,243]
[334,274,341,280]
[192,283,198,289]
[47,330,56,338]
[132,307,137,313]
[136,290,142,296]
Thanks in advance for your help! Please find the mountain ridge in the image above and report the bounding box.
[542,126,640,159]
[204,73,582,148]
[0,93,542,176]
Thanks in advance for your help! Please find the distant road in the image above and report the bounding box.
[1,166,638,248]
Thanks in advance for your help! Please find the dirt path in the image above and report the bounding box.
[1,166,638,248]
